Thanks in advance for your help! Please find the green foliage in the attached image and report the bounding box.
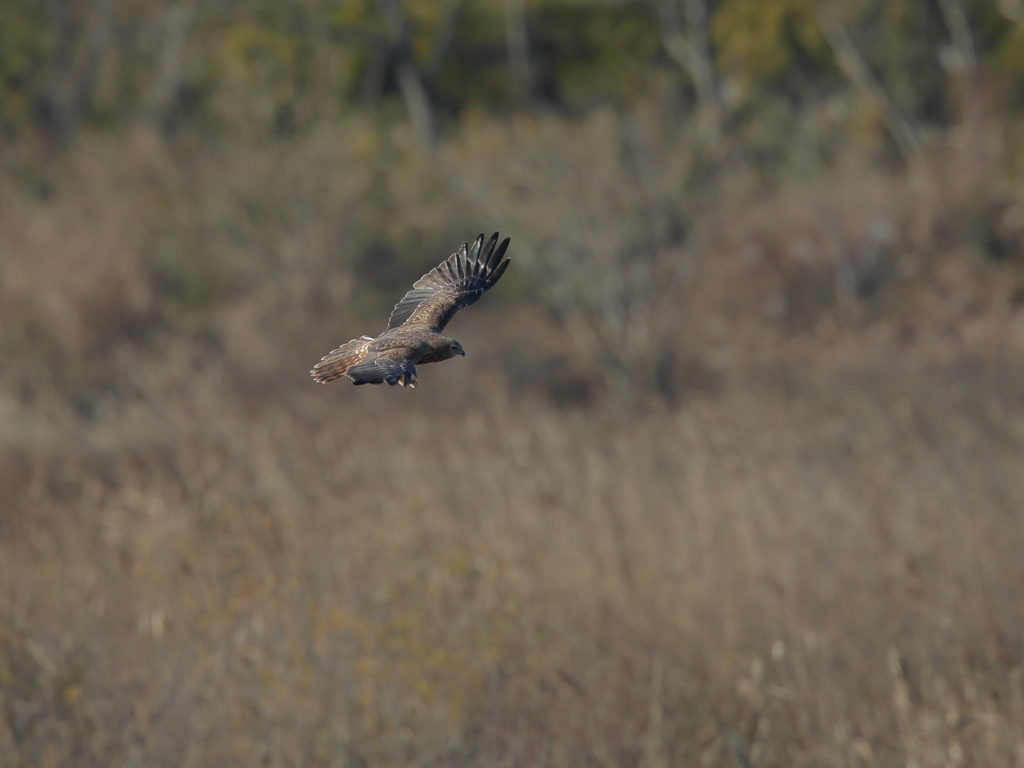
[989,24,1024,101]
[528,2,664,107]
[199,0,367,134]
[3,0,1024,143]
[0,0,49,134]
[711,0,830,92]
[859,0,948,121]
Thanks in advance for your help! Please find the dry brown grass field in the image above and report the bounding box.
[2,114,1024,767]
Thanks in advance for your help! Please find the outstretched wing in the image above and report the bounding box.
[386,232,511,332]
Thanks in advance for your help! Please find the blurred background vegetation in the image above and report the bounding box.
[2,0,1024,766]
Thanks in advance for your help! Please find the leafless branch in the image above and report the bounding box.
[377,0,435,149]
[936,0,977,77]
[817,4,923,166]
[140,0,197,129]
[425,0,467,78]
[651,0,719,138]
[505,0,531,105]
[997,0,1024,25]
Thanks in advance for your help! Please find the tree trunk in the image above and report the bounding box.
[378,0,435,149]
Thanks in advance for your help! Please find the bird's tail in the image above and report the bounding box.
[311,336,374,383]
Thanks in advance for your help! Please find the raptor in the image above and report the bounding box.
[311,232,511,388]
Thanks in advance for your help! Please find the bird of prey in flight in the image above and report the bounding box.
[311,232,511,388]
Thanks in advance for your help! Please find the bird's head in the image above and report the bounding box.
[450,340,466,357]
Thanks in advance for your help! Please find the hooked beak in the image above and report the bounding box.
[458,348,466,356]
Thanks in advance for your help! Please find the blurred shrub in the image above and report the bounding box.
[2,1,1022,138]
[0,0,48,135]
[711,0,831,93]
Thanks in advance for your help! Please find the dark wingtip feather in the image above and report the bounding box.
[480,232,498,264]
[489,256,511,286]
[385,231,511,331]
[469,234,485,263]
[486,237,511,274]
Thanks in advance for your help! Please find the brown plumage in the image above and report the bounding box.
[311,232,511,388]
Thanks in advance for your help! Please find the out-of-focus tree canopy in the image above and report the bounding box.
[1,0,1023,147]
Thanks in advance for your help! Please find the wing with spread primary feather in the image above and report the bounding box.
[386,232,511,332]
